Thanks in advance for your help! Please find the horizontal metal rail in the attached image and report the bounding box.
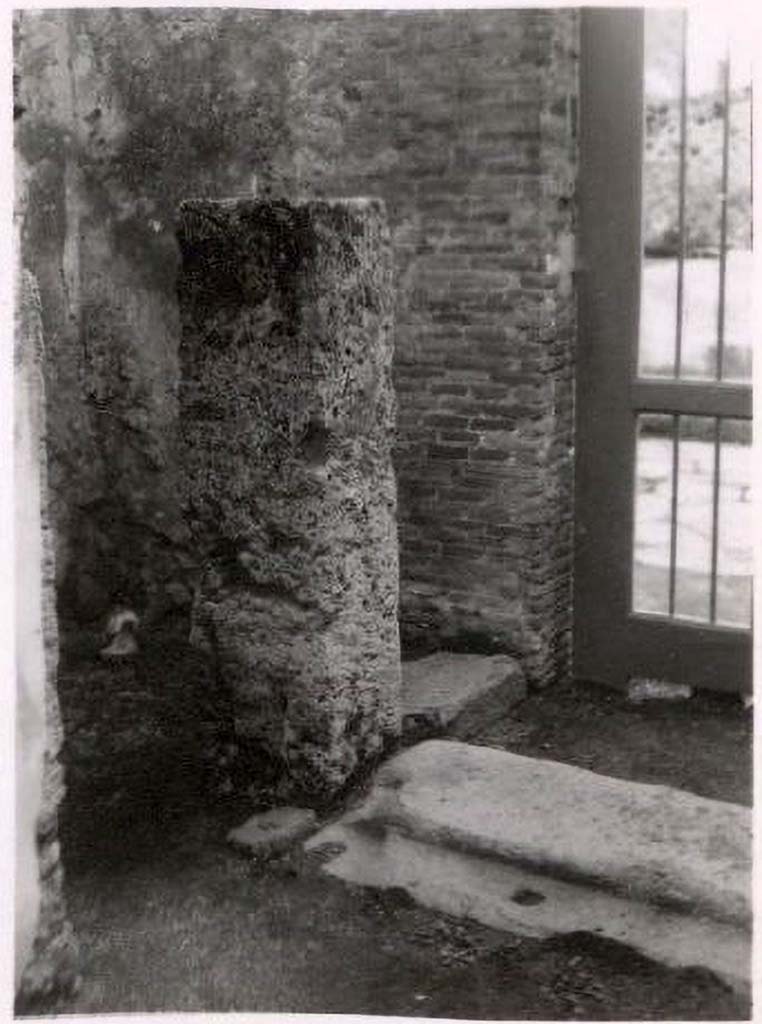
[630,380,752,419]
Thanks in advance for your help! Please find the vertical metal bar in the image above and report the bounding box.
[668,413,680,616]
[709,417,722,622]
[674,11,688,378]
[750,83,754,251]
[716,48,732,379]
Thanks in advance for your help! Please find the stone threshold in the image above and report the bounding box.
[401,652,526,738]
[305,739,751,992]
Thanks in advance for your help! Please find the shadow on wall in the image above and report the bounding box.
[14,8,302,636]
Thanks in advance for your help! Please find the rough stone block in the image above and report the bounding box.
[307,740,751,989]
[228,807,318,858]
[177,198,401,800]
[341,740,752,927]
[401,652,525,736]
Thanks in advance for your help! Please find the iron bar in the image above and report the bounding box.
[674,10,688,378]
[668,413,680,616]
[716,47,732,380]
[709,417,722,623]
[750,82,754,251]
[631,379,752,418]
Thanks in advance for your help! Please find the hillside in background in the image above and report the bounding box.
[643,89,752,256]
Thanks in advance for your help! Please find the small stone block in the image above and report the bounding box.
[228,807,318,858]
[628,678,693,703]
[402,653,525,735]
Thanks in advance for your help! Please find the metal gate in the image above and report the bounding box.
[574,8,753,693]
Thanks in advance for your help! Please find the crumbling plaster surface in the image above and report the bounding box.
[15,266,79,1006]
[178,199,401,798]
[14,9,300,631]
[15,268,46,993]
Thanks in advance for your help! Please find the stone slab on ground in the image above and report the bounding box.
[305,740,751,988]
[401,653,525,736]
[307,820,750,990]
[228,807,317,858]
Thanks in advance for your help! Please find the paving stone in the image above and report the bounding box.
[401,653,525,736]
[228,807,318,858]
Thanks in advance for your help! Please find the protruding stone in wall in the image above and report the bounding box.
[177,198,401,800]
[15,268,78,1007]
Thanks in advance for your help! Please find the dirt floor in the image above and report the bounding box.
[41,677,751,1019]
[450,675,752,806]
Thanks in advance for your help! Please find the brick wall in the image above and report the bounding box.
[293,11,579,684]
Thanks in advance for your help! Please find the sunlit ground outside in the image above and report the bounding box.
[633,432,751,626]
[633,241,753,627]
[639,253,753,380]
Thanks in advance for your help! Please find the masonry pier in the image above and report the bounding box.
[177,198,401,799]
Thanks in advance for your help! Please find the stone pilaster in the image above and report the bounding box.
[177,198,401,799]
